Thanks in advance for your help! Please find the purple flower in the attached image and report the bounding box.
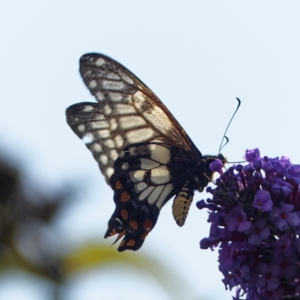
[256,263,280,291]
[224,205,252,232]
[253,157,263,170]
[269,156,291,176]
[285,164,300,184]
[259,287,284,300]
[262,161,274,173]
[196,200,208,210]
[272,245,297,279]
[244,148,260,162]
[270,176,293,196]
[209,159,224,174]
[245,218,270,245]
[197,149,300,299]
[253,190,273,211]
[274,235,292,251]
[232,261,251,283]
[270,203,300,230]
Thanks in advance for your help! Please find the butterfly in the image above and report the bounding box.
[66,53,224,251]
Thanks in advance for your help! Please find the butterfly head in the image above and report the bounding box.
[216,153,227,166]
[195,153,226,192]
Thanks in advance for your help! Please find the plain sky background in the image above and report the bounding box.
[1,1,300,299]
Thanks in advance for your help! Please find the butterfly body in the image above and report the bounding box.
[66,53,223,251]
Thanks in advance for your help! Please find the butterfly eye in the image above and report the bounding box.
[66,53,223,251]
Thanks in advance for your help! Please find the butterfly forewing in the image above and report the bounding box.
[66,53,220,251]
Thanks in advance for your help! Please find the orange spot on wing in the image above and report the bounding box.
[141,231,149,240]
[117,230,126,240]
[110,229,118,236]
[126,239,135,247]
[121,209,128,220]
[143,218,153,231]
[120,240,125,247]
[113,230,126,243]
[115,181,123,189]
[120,191,130,202]
[129,220,138,230]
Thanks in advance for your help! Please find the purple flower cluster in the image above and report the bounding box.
[197,149,300,299]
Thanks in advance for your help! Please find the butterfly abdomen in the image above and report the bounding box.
[172,180,194,227]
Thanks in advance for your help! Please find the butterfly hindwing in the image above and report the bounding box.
[66,53,222,251]
[106,142,191,251]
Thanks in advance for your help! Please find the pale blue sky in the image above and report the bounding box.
[1,1,300,299]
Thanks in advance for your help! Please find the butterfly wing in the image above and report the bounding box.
[67,53,200,182]
[107,142,194,251]
[66,53,210,251]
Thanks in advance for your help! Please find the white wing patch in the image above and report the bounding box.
[150,166,170,184]
[114,135,124,148]
[109,118,118,131]
[150,144,171,164]
[82,133,93,144]
[96,92,105,101]
[140,158,160,169]
[100,154,108,165]
[104,139,115,148]
[103,105,112,115]
[95,57,105,66]
[90,120,109,129]
[119,116,146,129]
[120,71,134,85]
[106,167,114,178]
[136,182,148,192]
[147,186,164,205]
[97,129,110,138]
[113,104,136,115]
[109,150,118,161]
[83,105,94,112]
[157,184,174,208]
[139,186,155,201]
[121,162,129,170]
[78,124,85,132]
[108,92,123,101]
[89,80,97,89]
[93,143,102,152]
[130,170,146,183]
[126,128,154,143]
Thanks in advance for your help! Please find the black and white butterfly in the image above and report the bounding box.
[66,53,224,251]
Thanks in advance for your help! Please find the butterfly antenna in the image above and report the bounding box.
[221,136,229,150]
[219,98,241,153]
